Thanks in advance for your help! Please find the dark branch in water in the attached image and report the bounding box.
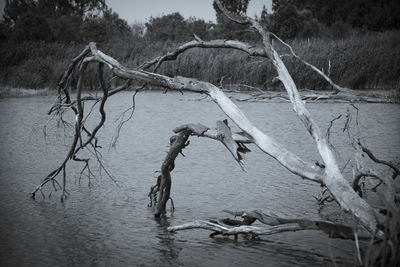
[149,121,251,216]
[31,60,129,200]
[111,85,145,148]
[359,143,399,179]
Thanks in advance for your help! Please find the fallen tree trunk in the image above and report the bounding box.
[34,0,400,240]
[168,210,371,240]
[229,90,399,103]
[37,40,378,233]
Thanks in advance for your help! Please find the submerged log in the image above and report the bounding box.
[168,210,370,240]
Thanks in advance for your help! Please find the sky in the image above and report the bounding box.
[107,0,273,24]
[0,0,4,18]
[0,0,272,24]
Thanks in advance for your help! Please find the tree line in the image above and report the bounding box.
[0,0,254,43]
[2,0,399,44]
[0,0,131,43]
[262,0,400,39]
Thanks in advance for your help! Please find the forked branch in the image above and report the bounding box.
[32,57,131,199]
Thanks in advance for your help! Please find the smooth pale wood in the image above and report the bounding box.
[168,220,302,236]
[89,39,376,232]
[175,122,248,168]
[269,32,356,94]
[237,4,378,232]
[140,39,267,71]
[168,219,368,239]
[270,36,376,233]
[222,209,369,239]
[232,91,397,103]
[88,42,324,183]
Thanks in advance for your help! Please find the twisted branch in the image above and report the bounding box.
[150,122,251,216]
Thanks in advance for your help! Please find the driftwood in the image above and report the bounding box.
[36,41,377,229]
[32,2,400,257]
[214,0,378,233]
[228,90,399,103]
[168,209,370,240]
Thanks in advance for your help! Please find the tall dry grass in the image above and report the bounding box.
[1,31,399,91]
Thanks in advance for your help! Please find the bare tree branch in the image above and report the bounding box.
[139,39,267,72]
[86,42,326,184]
[111,85,145,148]
[48,41,376,232]
[269,32,356,94]
[36,18,392,235]
[359,143,400,178]
[214,0,378,233]
[168,212,369,240]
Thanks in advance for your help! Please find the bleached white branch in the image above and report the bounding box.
[215,0,378,233]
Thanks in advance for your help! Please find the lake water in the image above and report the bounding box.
[0,92,399,266]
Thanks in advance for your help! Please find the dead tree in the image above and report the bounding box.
[33,0,399,265]
[148,122,251,217]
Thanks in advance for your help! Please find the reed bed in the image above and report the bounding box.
[1,31,399,91]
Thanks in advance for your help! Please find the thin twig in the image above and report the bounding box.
[111,85,144,148]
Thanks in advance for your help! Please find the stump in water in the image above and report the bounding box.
[149,122,250,216]
[155,130,190,217]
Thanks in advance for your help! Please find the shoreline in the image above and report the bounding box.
[1,87,399,103]
[0,87,53,98]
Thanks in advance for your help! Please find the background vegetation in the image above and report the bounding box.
[0,0,399,91]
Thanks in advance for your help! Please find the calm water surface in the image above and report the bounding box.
[0,92,399,266]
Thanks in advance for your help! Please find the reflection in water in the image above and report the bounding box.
[0,92,399,266]
[155,216,182,266]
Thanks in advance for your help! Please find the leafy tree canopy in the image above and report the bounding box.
[145,12,214,42]
[212,0,257,40]
[266,0,400,39]
[3,0,106,25]
[1,0,134,43]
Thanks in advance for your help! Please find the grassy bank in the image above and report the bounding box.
[1,31,399,91]
[0,87,52,98]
